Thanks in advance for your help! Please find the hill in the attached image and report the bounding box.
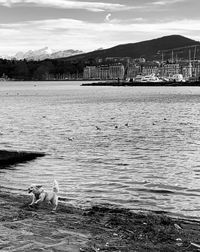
[62,35,200,62]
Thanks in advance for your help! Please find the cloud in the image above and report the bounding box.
[0,18,200,55]
[152,0,186,5]
[0,0,129,12]
[105,13,111,22]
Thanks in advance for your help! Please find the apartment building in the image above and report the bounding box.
[141,63,159,76]
[83,66,98,79]
[126,64,141,78]
[83,64,125,80]
[161,63,180,77]
[109,64,125,79]
[97,65,110,80]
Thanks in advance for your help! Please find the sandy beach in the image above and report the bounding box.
[1,189,200,251]
[1,150,200,251]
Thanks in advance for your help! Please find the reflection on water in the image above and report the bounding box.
[1,81,200,218]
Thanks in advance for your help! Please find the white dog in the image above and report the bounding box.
[28,180,59,211]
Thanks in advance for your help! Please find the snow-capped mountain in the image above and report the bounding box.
[2,47,83,61]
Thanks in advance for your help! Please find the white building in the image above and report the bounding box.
[83,66,98,79]
[83,64,125,80]
[109,64,125,80]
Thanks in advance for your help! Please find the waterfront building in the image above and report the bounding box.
[97,65,110,80]
[109,64,125,79]
[141,62,159,76]
[191,61,200,79]
[161,63,180,77]
[83,60,200,81]
[127,64,141,79]
[175,60,200,80]
[83,66,98,79]
[181,62,192,79]
[83,64,125,80]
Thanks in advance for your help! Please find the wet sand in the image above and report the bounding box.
[1,190,200,252]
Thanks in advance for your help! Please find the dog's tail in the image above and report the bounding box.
[52,180,59,193]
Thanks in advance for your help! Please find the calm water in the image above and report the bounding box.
[1,81,200,218]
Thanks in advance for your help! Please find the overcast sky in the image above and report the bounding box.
[0,0,200,55]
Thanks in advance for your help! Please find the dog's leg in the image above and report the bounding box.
[29,194,36,206]
[34,198,42,204]
[52,197,58,211]
[34,193,46,205]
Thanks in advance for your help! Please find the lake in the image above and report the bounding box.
[1,81,200,219]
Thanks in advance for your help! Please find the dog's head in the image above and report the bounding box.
[28,184,43,194]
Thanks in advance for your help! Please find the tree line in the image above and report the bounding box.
[0,58,85,80]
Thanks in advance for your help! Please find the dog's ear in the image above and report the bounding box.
[36,185,43,188]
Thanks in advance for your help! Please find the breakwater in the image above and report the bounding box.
[81,81,200,86]
[0,150,45,168]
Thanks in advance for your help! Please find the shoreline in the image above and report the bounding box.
[1,190,200,251]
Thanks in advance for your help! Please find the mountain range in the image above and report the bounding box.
[61,35,200,62]
[2,47,83,61]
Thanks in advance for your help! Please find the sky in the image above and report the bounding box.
[0,0,200,56]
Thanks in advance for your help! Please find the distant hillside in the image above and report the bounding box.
[62,35,200,62]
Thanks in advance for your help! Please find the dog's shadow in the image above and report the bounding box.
[20,201,58,216]
[21,202,39,211]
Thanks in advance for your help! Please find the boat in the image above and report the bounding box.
[134,74,163,83]
[169,74,186,83]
